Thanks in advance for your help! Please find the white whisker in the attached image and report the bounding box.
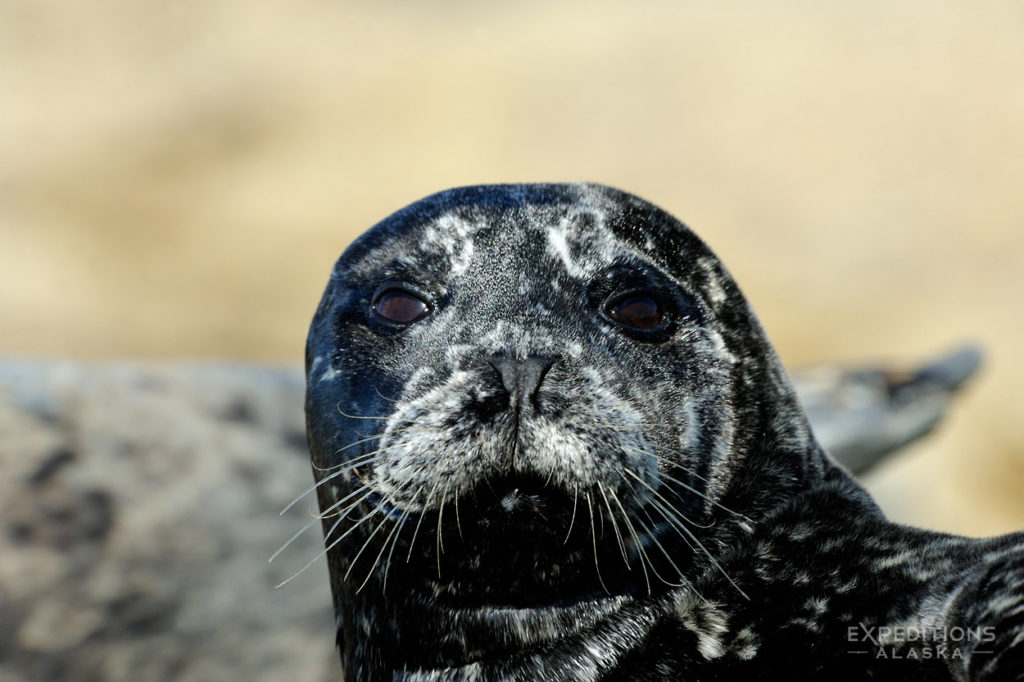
[344,504,392,584]
[585,491,611,595]
[275,498,381,589]
[623,469,748,600]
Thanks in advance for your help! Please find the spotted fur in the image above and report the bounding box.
[304,184,1024,681]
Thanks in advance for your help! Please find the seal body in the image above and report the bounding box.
[304,184,1024,681]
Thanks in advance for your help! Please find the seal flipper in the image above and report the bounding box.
[794,344,983,474]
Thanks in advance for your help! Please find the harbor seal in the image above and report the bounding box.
[304,184,1024,681]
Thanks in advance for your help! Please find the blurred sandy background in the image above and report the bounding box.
[3,1,1023,534]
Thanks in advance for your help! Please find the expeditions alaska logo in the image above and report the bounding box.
[847,624,996,660]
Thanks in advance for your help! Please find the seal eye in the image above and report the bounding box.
[606,294,663,329]
[372,289,429,324]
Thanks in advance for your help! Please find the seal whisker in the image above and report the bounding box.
[281,466,348,515]
[657,468,750,521]
[453,492,465,542]
[578,434,714,487]
[647,502,734,601]
[286,452,379,512]
[607,487,653,594]
[275,498,382,589]
[435,492,448,579]
[406,473,444,564]
[620,469,702,540]
[373,386,405,404]
[585,491,612,595]
[451,443,472,543]
[342,502,392,584]
[380,509,410,595]
[332,433,390,456]
[563,484,580,544]
[621,468,707,529]
[316,422,442,472]
[598,483,631,571]
[324,500,385,550]
[270,518,324,565]
[646,488,717,531]
[273,495,352,561]
[644,495,697,553]
[355,511,404,595]
[623,470,749,600]
[634,505,690,589]
[271,484,373,563]
[335,405,395,420]
[660,462,712,485]
[319,486,375,523]
[542,455,559,488]
[397,482,427,563]
[312,448,376,473]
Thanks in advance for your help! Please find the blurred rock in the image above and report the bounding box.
[0,361,336,682]
[797,345,983,474]
[0,354,979,681]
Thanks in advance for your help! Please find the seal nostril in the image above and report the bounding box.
[485,354,517,395]
[486,354,557,411]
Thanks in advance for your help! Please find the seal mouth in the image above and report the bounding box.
[474,474,576,525]
[418,473,662,607]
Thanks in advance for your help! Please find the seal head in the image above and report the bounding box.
[306,184,828,666]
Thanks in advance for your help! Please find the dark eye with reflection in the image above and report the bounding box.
[606,293,663,329]
[371,289,429,324]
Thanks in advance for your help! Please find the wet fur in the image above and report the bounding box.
[304,184,1024,681]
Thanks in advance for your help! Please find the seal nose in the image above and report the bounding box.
[487,354,557,413]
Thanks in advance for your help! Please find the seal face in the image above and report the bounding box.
[305,184,1024,681]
